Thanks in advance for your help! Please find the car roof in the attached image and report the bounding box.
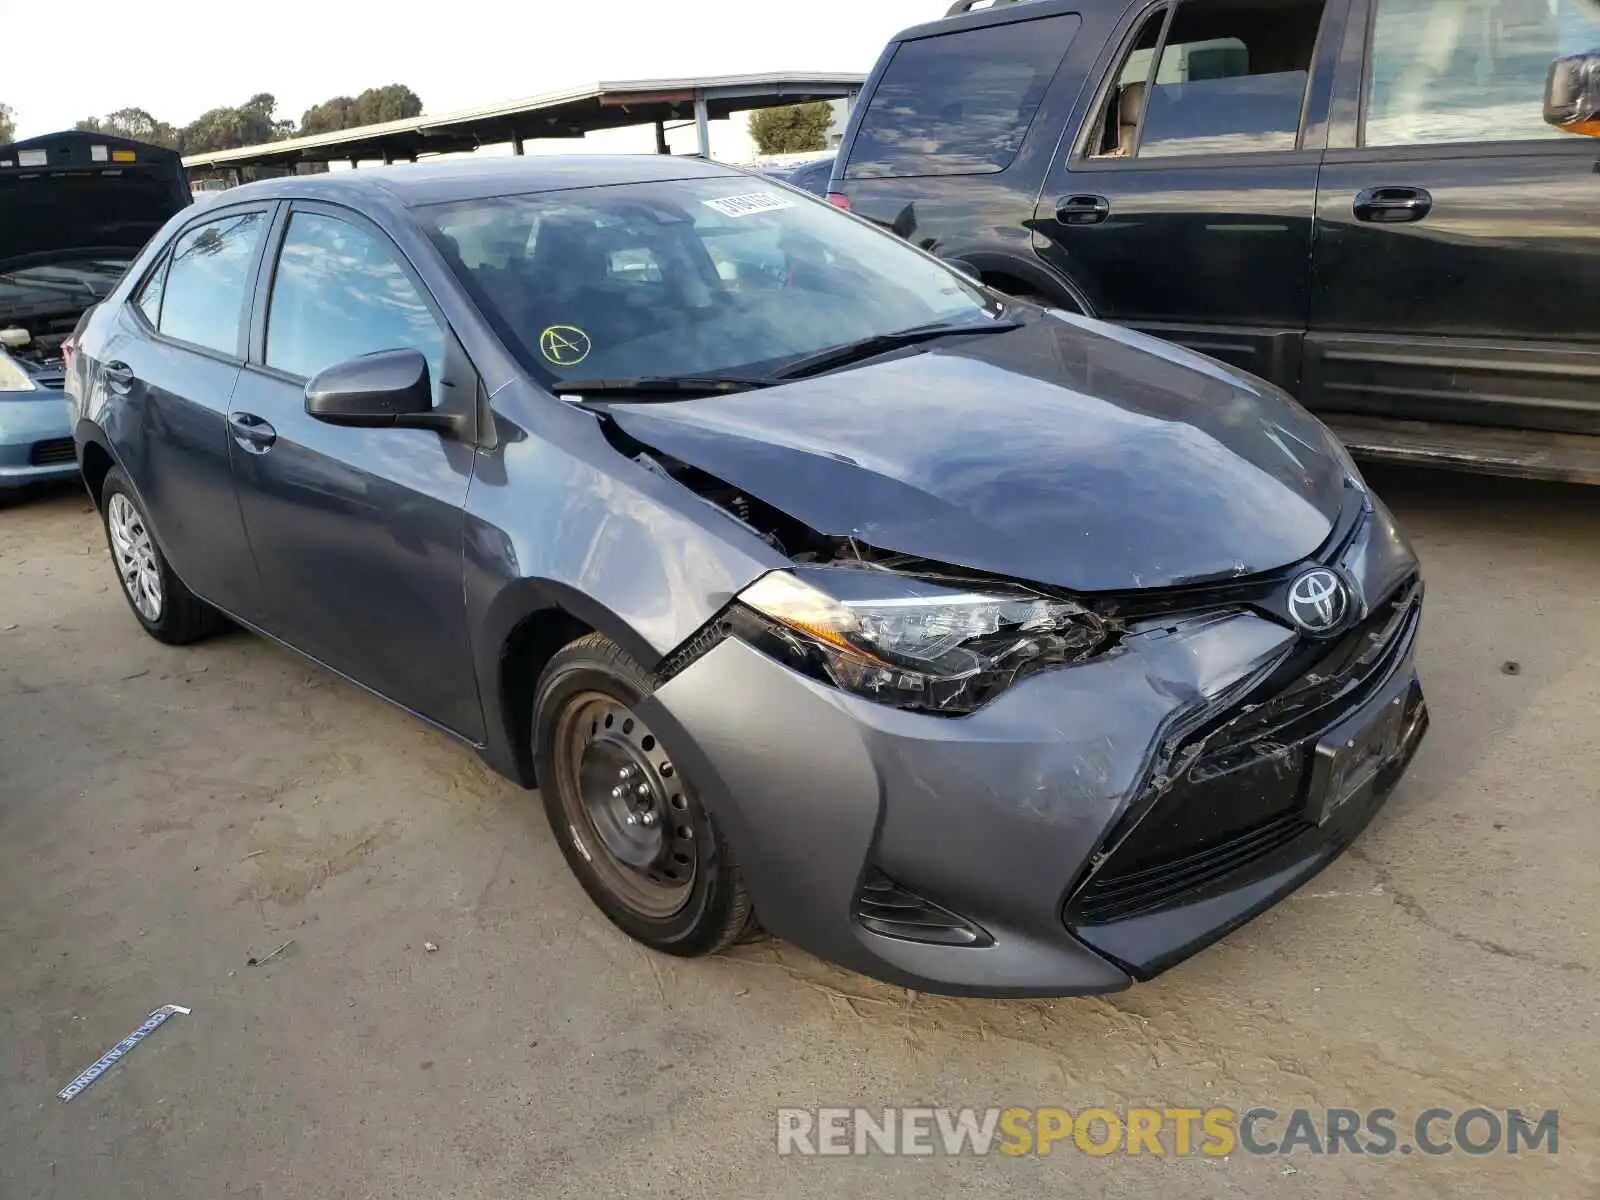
[219,154,749,209]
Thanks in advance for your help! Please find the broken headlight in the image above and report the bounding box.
[731,568,1110,715]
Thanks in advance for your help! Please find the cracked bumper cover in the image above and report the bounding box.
[637,500,1426,998]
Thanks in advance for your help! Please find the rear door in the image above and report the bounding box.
[1305,0,1600,433]
[227,201,483,739]
[1032,0,1349,392]
[94,203,273,620]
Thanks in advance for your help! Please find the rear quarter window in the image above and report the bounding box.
[845,13,1082,179]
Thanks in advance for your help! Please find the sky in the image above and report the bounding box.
[1,0,941,156]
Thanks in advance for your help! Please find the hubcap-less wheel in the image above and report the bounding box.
[107,493,163,622]
[553,692,697,920]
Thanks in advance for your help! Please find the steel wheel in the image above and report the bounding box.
[551,691,698,920]
[106,492,163,622]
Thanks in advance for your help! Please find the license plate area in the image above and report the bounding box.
[1306,673,1419,825]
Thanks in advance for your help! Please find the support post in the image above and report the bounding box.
[694,93,711,159]
[382,147,394,165]
[654,120,670,155]
[511,132,525,155]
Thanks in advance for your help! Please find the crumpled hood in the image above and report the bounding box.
[603,313,1359,592]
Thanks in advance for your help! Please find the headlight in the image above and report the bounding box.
[0,351,37,394]
[731,568,1111,714]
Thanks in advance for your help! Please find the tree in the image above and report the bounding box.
[300,84,422,135]
[74,107,181,149]
[178,93,294,154]
[748,102,833,155]
[354,84,422,125]
[0,103,15,145]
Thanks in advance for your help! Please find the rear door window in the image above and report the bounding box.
[846,14,1082,178]
[1089,0,1330,158]
[1364,0,1600,146]
[158,210,266,355]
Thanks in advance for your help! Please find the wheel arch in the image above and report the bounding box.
[479,578,664,788]
[944,249,1096,315]
[75,421,120,507]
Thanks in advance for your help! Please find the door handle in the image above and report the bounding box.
[1353,186,1433,224]
[228,411,277,454]
[103,361,135,392]
[1056,194,1111,226]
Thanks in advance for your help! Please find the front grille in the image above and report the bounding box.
[856,870,991,947]
[28,438,75,466]
[1068,579,1421,925]
[1075,815,1305,923]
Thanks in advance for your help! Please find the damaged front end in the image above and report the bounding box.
[615,415,1124,713]
[619,411,1427,993]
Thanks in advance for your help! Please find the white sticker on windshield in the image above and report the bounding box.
[17,149,47,167]
[702,192,795,219]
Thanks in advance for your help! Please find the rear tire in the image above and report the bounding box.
[533,632,754,957]
[99,467,227,645]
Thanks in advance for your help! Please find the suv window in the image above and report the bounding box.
[1091,0,1329,158]
[846,14,1081,178]
[158,210,265,355]
[1365,0,1600,147]
[265,210,446,401]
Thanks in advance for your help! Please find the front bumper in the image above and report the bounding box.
[0,392,77,487]
[639,497,1428,997]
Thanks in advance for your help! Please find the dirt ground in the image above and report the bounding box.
[1,465,1596,1199]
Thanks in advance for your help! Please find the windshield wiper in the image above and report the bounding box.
[766,317,1023,382]
[550,376,771,400]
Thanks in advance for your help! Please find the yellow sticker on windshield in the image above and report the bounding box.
[539,325,592,367]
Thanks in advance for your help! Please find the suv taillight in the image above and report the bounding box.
[60,333,78,373]
[826,191,851,211]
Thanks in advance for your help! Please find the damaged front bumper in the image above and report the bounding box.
[635,498,1428,997]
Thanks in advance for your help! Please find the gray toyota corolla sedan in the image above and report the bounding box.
[66,156,1428,997]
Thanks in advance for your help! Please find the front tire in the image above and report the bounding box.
[99,467,227,644]
[533,633,753,957]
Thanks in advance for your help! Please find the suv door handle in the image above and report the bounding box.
[1056,194,1111,226]
[228,411,277,454]
[1353,186,1433,224]
[103,361,135,391]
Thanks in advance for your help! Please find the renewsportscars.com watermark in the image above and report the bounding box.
[776,1107,1559,1158]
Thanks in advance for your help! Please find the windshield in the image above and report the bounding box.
[422,176,995,384]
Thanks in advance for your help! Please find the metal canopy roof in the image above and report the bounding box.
[182,72,865,168]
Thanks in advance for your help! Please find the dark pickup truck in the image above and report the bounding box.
[828,0,1600,483]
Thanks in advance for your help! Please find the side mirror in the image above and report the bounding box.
[1545,50,1600,137]
[304,348,465,436]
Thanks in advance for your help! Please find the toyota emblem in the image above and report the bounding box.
[1287,568,1350,634]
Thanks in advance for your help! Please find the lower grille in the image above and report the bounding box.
[1075,815,1305,923]
[28,438,75,466]
[856,870,991,947]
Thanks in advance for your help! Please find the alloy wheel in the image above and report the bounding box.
[107,493,164,622]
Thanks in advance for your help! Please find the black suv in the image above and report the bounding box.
[829,0,1600,483]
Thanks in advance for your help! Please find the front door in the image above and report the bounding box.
[1033,0,1345,392]
[1305,0,1600,434]
[227,202,483,740]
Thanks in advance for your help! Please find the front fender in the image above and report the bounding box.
[463,380,785,781]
